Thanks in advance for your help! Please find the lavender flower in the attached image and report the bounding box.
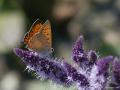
[87,50,98,65]
[72,36,87,65]
[110,58,120,89]
[89,56,113,90]
[96,56,113,76]
[13,48,72,86]
[113,58,120,84]
[13,35,119,90]
[63,62,90,90]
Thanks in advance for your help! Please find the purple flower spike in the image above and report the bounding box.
[13,48,39,60]
[113,58,120,85]
[72,36,87,65]
[13,48,72,86]
[96,56,113,76]
[87,50,98,65]
[13,34,120,90]
[89,56,113,90]
[63,62,89,89]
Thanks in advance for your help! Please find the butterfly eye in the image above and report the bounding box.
[51,48,54,52]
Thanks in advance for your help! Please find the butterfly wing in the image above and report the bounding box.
[41,20,52,49]
[24,19,43,45]
[27,20,52,52]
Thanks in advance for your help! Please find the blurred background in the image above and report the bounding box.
[0,0,120,90]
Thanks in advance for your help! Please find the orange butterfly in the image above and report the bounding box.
[23,19,52,53]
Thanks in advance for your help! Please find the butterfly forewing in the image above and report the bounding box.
[24,19,43,45]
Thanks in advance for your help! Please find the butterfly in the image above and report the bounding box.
[23,19,52,53]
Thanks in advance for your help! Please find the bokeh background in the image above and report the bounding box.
[0,0,120,90]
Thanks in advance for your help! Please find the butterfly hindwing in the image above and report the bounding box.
[41,20,52,48]
[27,33,48,52]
